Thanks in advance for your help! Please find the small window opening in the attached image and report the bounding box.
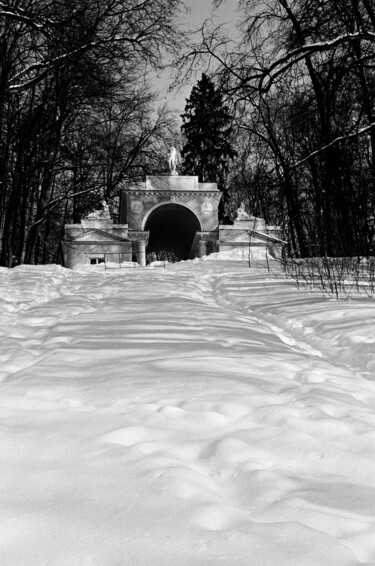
[90,257,105,265]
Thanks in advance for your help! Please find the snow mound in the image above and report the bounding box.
[201,246,272,261]
[0,261,375,565]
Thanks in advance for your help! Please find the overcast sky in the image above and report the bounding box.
[154,0,240,115]
[182,0,235,27]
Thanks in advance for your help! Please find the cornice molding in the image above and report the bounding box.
[124,190,221,198]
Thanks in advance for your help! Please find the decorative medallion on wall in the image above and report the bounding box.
[201,201,213,214]
[131,200,144,213]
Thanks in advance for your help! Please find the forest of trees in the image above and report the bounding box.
[0,0,182,267]
[2,0,375,265]
[192,0,375,257]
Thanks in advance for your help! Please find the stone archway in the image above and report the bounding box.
[144,203,201,261]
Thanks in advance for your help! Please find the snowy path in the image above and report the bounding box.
[1,262,375,565]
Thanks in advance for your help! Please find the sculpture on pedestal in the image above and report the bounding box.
[85,200,111,222]
[236,202,252,220]
[168,146,180,175]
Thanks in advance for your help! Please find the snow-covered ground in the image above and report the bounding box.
[1,258,375,565]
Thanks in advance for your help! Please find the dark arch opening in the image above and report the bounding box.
[145,204,201,262]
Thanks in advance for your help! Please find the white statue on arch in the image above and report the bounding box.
[101,200,111,219]
[85,200,111,222]
[236,202,251,220]
[168,146,180,175]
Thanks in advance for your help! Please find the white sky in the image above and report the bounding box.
[181,0,236,28]
[153,0,241,115]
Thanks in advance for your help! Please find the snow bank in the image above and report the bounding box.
[201,246,271,261]
[1,261,375,565]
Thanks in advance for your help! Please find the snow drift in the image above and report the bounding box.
[1,259,375,565]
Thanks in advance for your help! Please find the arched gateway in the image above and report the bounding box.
[143,203,201,261]
[119,175,222,263]
[61,165,285,268]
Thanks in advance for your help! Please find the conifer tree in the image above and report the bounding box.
[181,74,236,194]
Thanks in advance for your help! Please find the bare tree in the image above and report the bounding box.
[0,0,185,266]
[182,0,375,256]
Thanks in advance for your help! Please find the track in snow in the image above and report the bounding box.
[1,262,375,566]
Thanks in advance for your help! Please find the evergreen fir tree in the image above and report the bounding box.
[181,74,236,201]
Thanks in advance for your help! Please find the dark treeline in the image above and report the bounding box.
[3,0,375,265]
[193,0,375,257]
[180,73,237,220]
[0,0,182,266]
